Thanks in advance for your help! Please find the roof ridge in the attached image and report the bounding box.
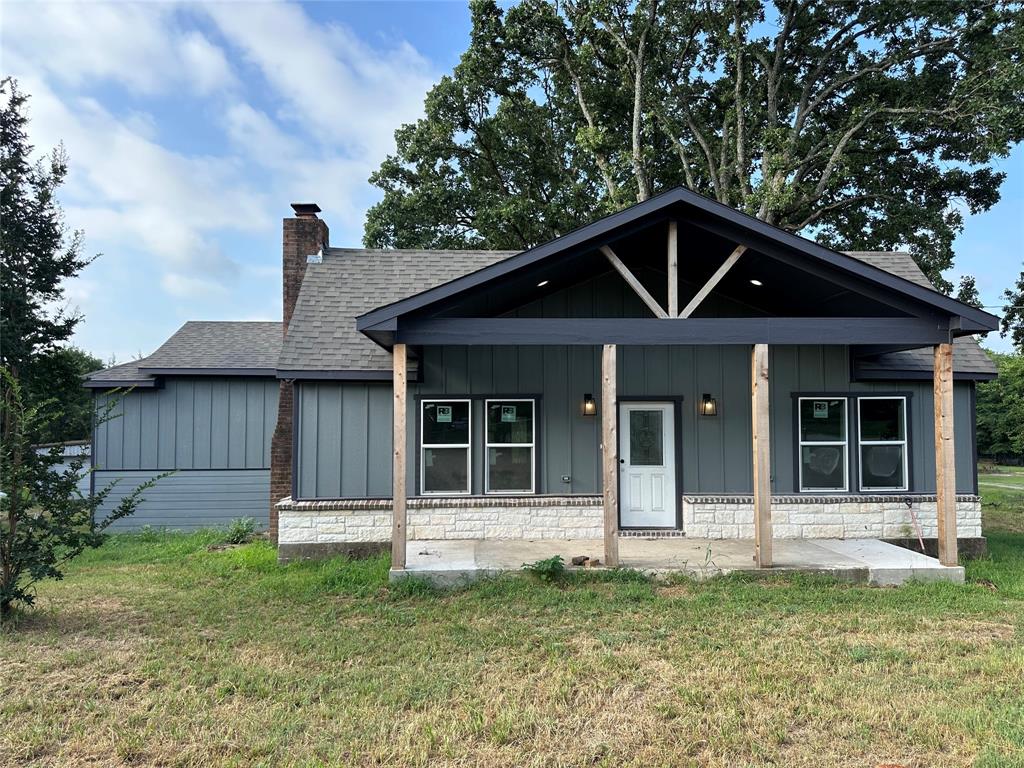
[324,247,519,255]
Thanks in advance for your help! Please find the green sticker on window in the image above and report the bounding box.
[437,405,452,423]
[501,405,517,422]
[813,401,829,419]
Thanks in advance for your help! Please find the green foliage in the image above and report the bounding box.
[956,275,983,309]
[366,1,1024,289]
[976,351,1024,460]
[222,517,257,545]
[1001,270,1024,353]
[521,554,566,582]
[0,369,161,616]
[1,78,93,382]
[22,346,103,443]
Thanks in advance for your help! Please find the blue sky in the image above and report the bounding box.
[2,1,1021,362]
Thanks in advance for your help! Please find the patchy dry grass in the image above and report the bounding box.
[2,501,1023,767]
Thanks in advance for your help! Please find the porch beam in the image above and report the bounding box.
[394,317,952,346]
[600,245,669,319]
[751,343,772,567]
[680,245,747,318]
[601,344,620,567]
[391,343,407,570]
[933,342,958,566]
[667,221,679,317]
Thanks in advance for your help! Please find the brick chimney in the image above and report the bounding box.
[269,203,328,543]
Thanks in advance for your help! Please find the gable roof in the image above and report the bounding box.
[84,321,282,388]
[356,186,999,334]
[277,248,516,376]
[138,321,282,374]
[278,245,996,380]
[82,358,158,388]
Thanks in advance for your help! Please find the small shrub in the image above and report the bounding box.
[222,517,257,545]
[522,555,566,583]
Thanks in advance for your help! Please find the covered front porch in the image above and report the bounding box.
[394,535,964,586]
[358,189,997,581]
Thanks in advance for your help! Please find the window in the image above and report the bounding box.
[798,397,848,492]
[421,400,471,494]
[858,397,908,491]
[485,399,535,493]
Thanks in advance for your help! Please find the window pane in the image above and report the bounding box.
[629,410,664,466]
[801,445,846,490]
[861,445,905,489]
[422,401,469,445]
[488,447,533,492]
[487,401,533,444]
[423,447,468,492]
[800,399,846,441]
[859,399,905,441]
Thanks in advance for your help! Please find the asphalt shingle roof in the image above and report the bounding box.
[84,321,282,387]
[280,247,995,379]
[140,321,282,372]
[82,359,155,388]
[277,248,516,373]
[84,249,995,385]
[843,252,996,378]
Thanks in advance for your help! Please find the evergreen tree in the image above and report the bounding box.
[1,78,92,383]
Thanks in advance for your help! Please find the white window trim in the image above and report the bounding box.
[857,396,909,492]
[798,396,849,493]
[420,399,471,496]
[484,398,536,495]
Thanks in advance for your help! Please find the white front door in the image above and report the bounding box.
[619,402,677,528]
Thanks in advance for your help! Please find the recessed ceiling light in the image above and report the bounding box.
[749,279,763,286]
[537,280,549,287]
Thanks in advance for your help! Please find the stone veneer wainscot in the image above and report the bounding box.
[277,494,981,546]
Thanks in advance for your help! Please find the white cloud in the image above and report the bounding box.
[1,0,441,359]
[161,272,229,298]
[204,3,434,158]
[1,2,236,96]
[180,31,238,95]
[13,74,263,294]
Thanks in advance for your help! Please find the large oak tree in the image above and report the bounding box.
[366,0,1024,291]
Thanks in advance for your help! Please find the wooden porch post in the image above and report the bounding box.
[667,221,679,317]
[934,342,958,566]
[392,343,407,570]
[751,343,772,567]
[601,344,620,567]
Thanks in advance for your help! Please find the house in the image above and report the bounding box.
[268,190,998,573]
[84,321,280,530]
[84,188,999,576]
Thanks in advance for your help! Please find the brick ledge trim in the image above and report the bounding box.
[277,495,603,511]
[686,493,981,504]
[277,492,980,512]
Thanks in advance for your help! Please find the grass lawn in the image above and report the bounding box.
[2,488,1023,766]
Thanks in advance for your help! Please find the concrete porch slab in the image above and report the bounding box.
[390,537,964,587]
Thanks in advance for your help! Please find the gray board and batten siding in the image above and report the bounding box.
[92,376,278,530]
[294,343,976,501]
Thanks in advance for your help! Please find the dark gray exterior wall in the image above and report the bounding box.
[92,376,278,529]
[296,382,394,498]
[94,377,279,471]
[294,344,977,499]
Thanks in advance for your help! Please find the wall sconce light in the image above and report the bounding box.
[582,393,597,416]
[700,393,718,417]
